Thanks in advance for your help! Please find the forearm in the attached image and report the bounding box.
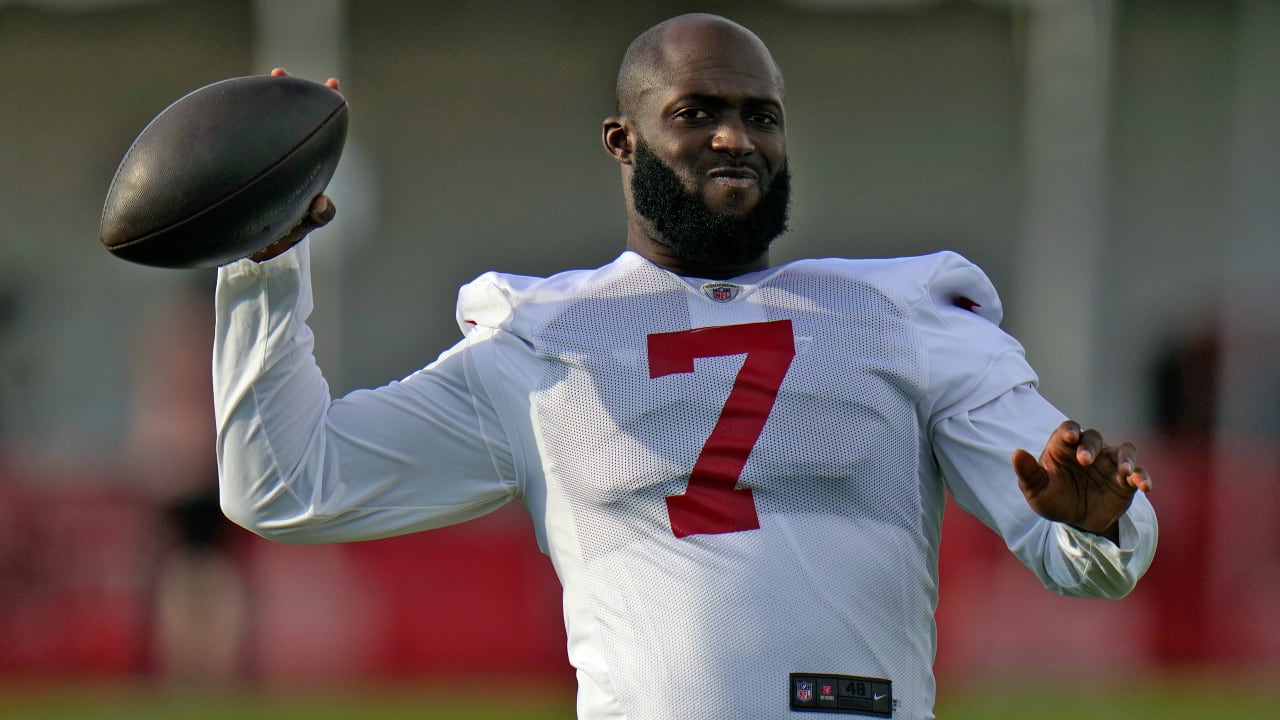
[1041,494,1157,598]
[213,240,335,540]
[934,386,1158,599]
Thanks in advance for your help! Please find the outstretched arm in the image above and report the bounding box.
[216,235,519,543]
[1013,421,1152,543]
[934,385,1157,599]
[916,251,1156,597]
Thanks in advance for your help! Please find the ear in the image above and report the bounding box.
[602,116,636,165]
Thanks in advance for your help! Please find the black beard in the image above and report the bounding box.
[630,142,790,269]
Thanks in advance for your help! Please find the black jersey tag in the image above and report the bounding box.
[790,673,892,717]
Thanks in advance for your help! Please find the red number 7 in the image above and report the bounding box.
[647,319,796,538]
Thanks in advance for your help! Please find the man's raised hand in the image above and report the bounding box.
[246,68,342,263]
[1012,421,1152,543]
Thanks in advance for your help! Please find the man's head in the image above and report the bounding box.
[603,13,790,276]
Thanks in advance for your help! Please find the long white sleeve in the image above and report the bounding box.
[933,385,1158,598]
[213,241,518,544]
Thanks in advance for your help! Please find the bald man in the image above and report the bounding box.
[217,13,1156,719]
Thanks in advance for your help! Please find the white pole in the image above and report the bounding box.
[1011,0,1114,424]
[252,0,372,389]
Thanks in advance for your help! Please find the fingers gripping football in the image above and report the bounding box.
[243,70,343,264]
[247,194,336,263]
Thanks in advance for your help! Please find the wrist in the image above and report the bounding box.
[247,235,303,263]
[1071,520,1120,544]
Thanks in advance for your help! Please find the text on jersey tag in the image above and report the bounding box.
[790,673,892,717]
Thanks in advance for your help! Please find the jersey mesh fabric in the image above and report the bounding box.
[529,258,938,719]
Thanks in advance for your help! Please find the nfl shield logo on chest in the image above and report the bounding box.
[702,282,741,303]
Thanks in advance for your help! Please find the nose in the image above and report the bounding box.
[710,117,756,156]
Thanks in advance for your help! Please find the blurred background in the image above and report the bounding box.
[1,0,1277,714]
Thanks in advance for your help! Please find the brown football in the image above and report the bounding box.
[100,75,347,268]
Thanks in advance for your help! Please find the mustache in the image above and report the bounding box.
[702,161,765,176]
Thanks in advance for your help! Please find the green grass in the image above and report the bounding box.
[0,683,573,720]
[1,677,1275,719]
[934,679,1279,719]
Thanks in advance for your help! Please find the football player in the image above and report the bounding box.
[218,13,1156,719]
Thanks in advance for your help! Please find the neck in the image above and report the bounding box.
[625,218,770,279]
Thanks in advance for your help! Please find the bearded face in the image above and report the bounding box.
[630,141,791,269]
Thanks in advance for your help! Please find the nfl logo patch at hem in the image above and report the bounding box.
[789,673,892,717]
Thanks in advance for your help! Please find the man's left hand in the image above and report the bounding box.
[1012,421,1152,543]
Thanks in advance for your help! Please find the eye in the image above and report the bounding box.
[674,108,713,122]
[749,111,779,127]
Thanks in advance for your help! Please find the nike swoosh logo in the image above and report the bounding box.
[873,694,887,701]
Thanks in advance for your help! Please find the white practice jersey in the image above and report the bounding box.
[214,244,1157,720]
